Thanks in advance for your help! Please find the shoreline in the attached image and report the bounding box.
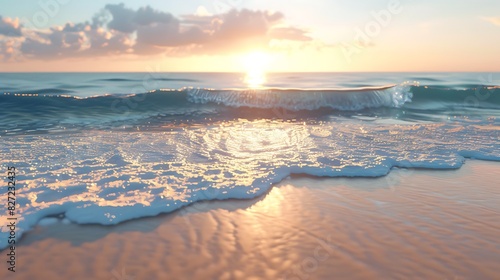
[1,160,499,279]
[1,156,477,251]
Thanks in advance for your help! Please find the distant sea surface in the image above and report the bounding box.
[1,72,499,249]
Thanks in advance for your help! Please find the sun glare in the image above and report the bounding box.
[242,51,271,88]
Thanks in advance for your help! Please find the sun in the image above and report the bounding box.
[241,51,272,88]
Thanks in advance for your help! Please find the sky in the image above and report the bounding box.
[0,0,499,72]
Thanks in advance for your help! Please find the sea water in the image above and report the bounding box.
[0,72,499,248]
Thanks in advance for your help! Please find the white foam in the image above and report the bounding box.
[0,117,498,249]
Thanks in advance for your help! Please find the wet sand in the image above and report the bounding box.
[2,160,500,280]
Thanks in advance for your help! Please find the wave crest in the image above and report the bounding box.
[185,85,412,111]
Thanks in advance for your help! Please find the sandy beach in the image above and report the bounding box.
[2,160,499,280]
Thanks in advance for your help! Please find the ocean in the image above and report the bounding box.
[1,72,499,250]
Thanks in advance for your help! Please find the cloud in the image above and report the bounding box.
[195,6,212,17]
[1,4,313,60]
[105,4,176,33]
[135,6,175,26]
[214,9,283,40]
[0,39,17,61]
[105,3,137,33]
[84,26,133,55]
[0,16,22,37]
[167,9,292,54]
[20,23,133,59]
[137,23,207,47]
[20,25,85,58]
[138,9,286,55]
[482,16,500,26]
